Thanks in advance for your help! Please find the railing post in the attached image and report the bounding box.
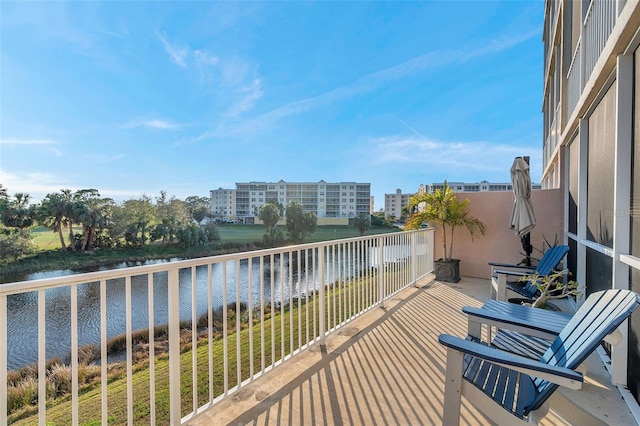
[378,235,385,307]
[411,232,417,287]
[0,294,6,425]
[319,245,326,345]
[168,268,181,425]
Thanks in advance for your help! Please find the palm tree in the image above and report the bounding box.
[60,189,75,246]
[353,213,370,236]
[38,192,69,249]
[0,184,8,200]
[3,193,36,237]
[405,182,485,261]
[259,203,281,241]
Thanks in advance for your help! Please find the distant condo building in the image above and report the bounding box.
[385,189,412,221]
[210,188,236,219]
[384,180,542,220]
[211,180,371,225]
[421,180,542,194]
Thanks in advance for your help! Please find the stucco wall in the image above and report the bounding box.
[432,189,564,279]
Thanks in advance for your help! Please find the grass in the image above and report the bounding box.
[9,266,390,425]
[3,225,399,280]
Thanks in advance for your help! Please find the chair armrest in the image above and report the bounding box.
[438,334,583,389]
[463,306,565,340]
[488,262,536,271]
[493,269,531,278]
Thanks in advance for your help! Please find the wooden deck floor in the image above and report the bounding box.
[188,275,636,425]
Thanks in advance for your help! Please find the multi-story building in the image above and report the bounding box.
[216,180,371,224]
[541,0,640,407]
[384,189,412,220]
[384,181,542,221]
[421,180,542,194]
[210,187,236,219]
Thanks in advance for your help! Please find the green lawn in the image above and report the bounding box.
[216,224,399,244]
[30,224,399,251]
[10,269,387,425]
[30,226,68,250]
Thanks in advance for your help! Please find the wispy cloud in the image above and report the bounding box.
[0,169,73,199]
[227,78,264,116]
[124,118,182,130]
[156,30,188,67]
[0,169,153,202]
[2,138,55,145]
[367,134,540,176]
[228,28,541,134]
[86,153,125,163]
[194,49,219,82]
[2,138,62,156]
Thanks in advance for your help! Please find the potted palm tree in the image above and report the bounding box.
[405,181,486,282]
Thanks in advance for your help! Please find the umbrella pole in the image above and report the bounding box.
[521,232,532,267]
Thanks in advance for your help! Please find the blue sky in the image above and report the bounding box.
[1,1,543,210]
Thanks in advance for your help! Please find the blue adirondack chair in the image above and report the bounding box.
[463,299,623,360]
[439,289,640,425]
[489,245,569,301]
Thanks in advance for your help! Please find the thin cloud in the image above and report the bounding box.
[2,138,62,156]
[194,49,219,82]
[156,30,188,67]
[237,28,541,133]
[0,169,73,200]
[0,169,155,202]
[227,78,264,116]
[368,135,537,175]
[1,138,56,145]
[124,118,181,130]
[87,153,125,163]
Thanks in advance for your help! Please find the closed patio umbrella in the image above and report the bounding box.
[509,156,536,266]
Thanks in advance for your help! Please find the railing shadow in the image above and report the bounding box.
[214,278,492,426]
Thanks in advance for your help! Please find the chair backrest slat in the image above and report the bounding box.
[527,289,639,412]
[535,245,569,276]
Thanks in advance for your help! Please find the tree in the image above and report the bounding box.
[59,189,75,246]
[0,233,36,265]
[121,195,156,247]
[259,203,281,245]
[63,189,111,251]
[405,181,485,261]
[285,201,317,244]
[1,193,36,237]
[353,213,371,236]
[38,192,70,249]
[185,196,211,223]
[175,223,208,247]
[155,191,190,244]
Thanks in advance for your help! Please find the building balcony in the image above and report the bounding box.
[1,189,637,424]
[190,276,636,425]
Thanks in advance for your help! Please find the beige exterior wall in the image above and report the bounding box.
[432,189,563,279]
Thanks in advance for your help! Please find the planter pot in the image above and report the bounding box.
[434,258,460,283]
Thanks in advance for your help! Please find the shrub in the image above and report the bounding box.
[203,222,220,242]
[0,233,36,265]
[7,377,38,413]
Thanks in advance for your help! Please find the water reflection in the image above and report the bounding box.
[6,256,322,369]
[6,244,410,369]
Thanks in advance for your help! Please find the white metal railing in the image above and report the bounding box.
[566,37,582,120]
[543,104,561,170]
[0,228,434,425]
[583,0,617,88]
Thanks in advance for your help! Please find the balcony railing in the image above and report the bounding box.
[565,0,618,126]
[0,228,434,424]
[583,0,617,86]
